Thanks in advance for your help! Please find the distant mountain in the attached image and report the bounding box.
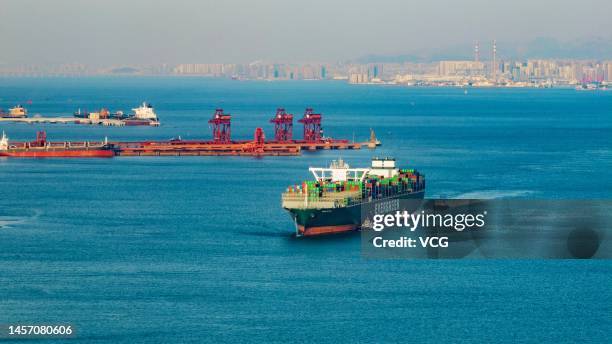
[518,37,612,60]
[109,67,140,74]
[353,54,426,64]
[354,37,612,63]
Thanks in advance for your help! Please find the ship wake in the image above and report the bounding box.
[0,210,41,229]
[454,190,535,199]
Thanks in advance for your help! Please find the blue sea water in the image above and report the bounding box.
[0,77,611,343]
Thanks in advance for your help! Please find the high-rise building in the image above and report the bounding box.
[302,65,315,79]
[438,61,485,76]
[174,64,225,76]
[558,64,576,82]
[349,73,369,84]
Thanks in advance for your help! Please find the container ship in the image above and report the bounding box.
[0,131,115,158]
[282,158,425,236]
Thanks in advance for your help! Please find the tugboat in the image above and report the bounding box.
[282,157,425,236]
[0,131,115,157]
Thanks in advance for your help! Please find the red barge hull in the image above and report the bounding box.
[0,131,116,158]
[297,224,359,236]
[0,150,114,158]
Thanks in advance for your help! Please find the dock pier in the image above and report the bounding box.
[0,117,126,126]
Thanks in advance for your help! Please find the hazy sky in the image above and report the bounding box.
[1,0,610,65]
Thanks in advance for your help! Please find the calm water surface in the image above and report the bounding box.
[0,78,611,343]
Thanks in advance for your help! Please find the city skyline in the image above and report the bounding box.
[2,57,611,90]
[1,0,611,67]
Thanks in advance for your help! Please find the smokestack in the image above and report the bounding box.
[492,39,497,82]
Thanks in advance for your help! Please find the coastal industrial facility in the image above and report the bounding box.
[0,108,379,157]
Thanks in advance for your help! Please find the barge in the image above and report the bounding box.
[0,131,115,158]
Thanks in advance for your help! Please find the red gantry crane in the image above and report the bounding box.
[298,108,323,142]
[270,108,293,142]
[208,109,232,143]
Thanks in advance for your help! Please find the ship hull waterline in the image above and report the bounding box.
[0,149,115,158]
[286,190,425,237]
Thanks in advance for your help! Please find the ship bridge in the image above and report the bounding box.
[369,157,399,178]
[309,159,369,182]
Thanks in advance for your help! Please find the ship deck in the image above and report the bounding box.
[282,189,424,210]
[0,117,126,126]
[112,139,364,156]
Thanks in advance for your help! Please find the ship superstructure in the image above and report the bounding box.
[132,102,158,120]
[0,105,28,118]
[124,102,160,126]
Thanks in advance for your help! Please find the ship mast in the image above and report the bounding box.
[0,131,8,150]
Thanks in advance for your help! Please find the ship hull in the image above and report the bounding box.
[287,190,425,237]
[0,149,114,158]
[123,119,160,126]
[0,115,27,119]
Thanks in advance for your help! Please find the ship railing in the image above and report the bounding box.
[281,198,340,209]
[282,185,424,209]
[8,143,26,149]
[62,141,106,149]
[282,191,363,209]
